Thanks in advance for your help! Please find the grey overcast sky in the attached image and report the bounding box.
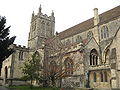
[0,0,119,46]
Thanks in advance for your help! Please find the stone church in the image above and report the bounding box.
[0,5,120,89]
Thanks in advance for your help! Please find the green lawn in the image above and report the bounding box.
[8,85,60,90]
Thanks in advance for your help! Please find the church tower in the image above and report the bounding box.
[28,5,55,49]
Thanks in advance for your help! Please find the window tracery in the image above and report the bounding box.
[90,49,98,65]
[87,31,93,39]
[101,26,109,39]
[64,57,73,75]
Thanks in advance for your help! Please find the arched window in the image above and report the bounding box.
[64,57,73,75]
[5,66,8,84]
[104,71,108,82]
[76,35,82,43]
[50,61,57,73]
[94,72,97,82]
[46,22,51,37]
[100,72,103,82]
[90,49,98,65]
[19,51,23,60]
[41,21,45,36]
[105,49,110,64]
[101,26,109,39]
[32,21,36,31]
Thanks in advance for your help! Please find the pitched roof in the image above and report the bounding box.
[58,5,120,40]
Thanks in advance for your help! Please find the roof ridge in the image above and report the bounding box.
[58,5,120,40]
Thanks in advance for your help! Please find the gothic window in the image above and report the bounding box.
[104,71,108,82]
[94,72,97,82]
[100,72,103,82]
[32,21,36,31]
[41,21,45,36]
[64,57,73,75]
[87,31,93,39]
[50,61,57,72]
[105,49,110,64]
[46,22,50,37]
[5,66,8,84]
[90,49,98,65]
[19,51,23,60]
[76,35,82,43]
[101,26,109,39]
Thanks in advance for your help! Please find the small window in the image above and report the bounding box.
[104,72,108,82]
[94,72,97,82]
[100,72,103,82]
[19,51,23,60]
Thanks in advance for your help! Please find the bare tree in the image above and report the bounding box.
[43,34,85,87]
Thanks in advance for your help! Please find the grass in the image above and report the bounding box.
[8,85,60,90]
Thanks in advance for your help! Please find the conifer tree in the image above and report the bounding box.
[0,16,16,72]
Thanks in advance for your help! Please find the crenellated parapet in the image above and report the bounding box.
[31,5,55,23]
[12,44,29,51]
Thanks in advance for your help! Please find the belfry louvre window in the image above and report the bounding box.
[101,26,109,39]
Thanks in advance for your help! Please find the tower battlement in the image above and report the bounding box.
[31,5,55,23]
